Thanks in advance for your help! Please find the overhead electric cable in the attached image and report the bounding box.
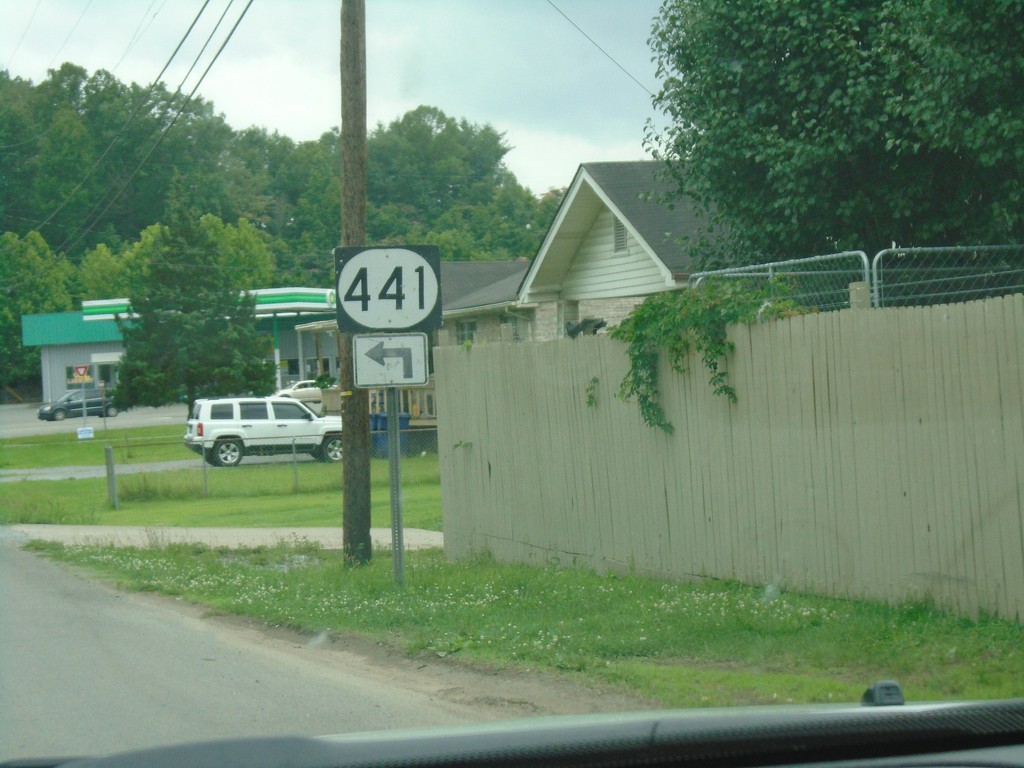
[546,0,654,98]
[112,0,165,74]
[59,0,256,256]
[36,0,215,238]
[166,0,236,98]
[47,0,95,69]
[5,0,43,70]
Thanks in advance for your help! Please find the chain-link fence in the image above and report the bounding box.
[39,428,440,503]
[688,251,870,313]
[687,246,1024,313]
[870,245,1024,308]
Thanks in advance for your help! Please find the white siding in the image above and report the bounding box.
[560,211,668,300]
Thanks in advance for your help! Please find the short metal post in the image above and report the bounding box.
[292,437,299,493]
[387,386,405,587]
[104,445,118,509]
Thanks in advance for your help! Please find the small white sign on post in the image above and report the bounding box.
[353,333,429,388]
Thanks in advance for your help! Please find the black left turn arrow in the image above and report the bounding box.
[364,341,413,378]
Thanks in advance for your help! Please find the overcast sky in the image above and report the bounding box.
[3,0,666,193]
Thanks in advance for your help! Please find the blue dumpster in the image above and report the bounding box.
[370,413,410,457]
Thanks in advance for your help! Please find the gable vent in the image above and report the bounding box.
[613,217,627,253]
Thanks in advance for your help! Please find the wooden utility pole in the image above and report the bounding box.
[339,0,372,563]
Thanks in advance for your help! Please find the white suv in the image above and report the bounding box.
[183,397,342,467]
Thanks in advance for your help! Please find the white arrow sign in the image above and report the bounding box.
[353,334,430,388]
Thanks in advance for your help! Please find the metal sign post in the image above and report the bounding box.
[335,246,441,586]
[71,364,94,440]
[386,387,405,586]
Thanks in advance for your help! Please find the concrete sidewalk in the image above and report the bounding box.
[5,524,442,550]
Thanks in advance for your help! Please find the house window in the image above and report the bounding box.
[613,217,627,253]
[504,315,523,342]
[456,321,477,344]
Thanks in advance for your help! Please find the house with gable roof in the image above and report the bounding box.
[437,160,709,345]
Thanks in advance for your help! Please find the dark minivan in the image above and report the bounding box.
[37,389,118,421]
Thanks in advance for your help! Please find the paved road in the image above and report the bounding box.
[1,402,187,439]
[0,527,460,763]
[0,459,203,483]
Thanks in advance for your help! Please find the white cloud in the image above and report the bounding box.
[2,0,664,192]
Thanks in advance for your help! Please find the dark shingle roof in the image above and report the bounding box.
[581,161,708,275]
[440,261,528,311]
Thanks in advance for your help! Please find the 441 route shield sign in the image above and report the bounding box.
[334,246,441,333]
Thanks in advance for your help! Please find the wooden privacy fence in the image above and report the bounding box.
[435,294,1024,621]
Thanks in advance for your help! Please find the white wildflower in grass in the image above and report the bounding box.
[30,539,1020,707]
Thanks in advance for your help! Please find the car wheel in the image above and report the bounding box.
[104,404,118,417]
[317,434,343,462]
[212,439,244,467]
[52,409,66,421]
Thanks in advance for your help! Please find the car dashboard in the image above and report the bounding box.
[3,697,1023,768]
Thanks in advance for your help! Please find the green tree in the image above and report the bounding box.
[78,243,130,299]
[0,231,74,392]
[114,215,274,411]
[1,64,240,261]
[647,0,1024,263]
[0,72,37,231]
[366,106,547,261]
[196,214,275,288]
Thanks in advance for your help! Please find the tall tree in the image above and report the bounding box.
[648,0,1024,263]
[114,215,274,411]
[368,106,510,231]
[0,231,73,392]
[1,64,238,261]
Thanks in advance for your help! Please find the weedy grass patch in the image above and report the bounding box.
[27,542,1024,708]
[0,453,442,530]
[0,426,187,469]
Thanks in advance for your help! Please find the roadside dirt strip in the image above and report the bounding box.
[7,525,443,550]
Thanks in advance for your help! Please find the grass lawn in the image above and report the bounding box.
[0,429,442,531]
[28,541,1024,709]
[0,426,187,469]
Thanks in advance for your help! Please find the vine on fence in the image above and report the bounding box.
[610,280,804,433]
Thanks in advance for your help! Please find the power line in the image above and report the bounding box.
[111,0,166,75]
[46,0,96,70]
[36,0,216,239]
[59,0,256,256]
[4,0,43,71]
[546,0,654,98]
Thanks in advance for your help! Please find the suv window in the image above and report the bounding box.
[209,403,234,420]
[273,401,311,420]
[239,402,269,420]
